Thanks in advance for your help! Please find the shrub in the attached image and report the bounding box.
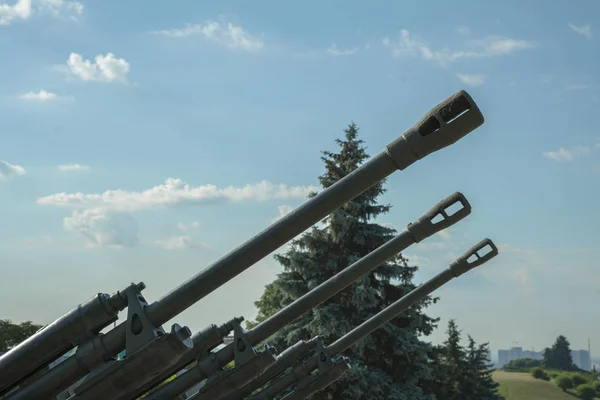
[531,367,548,380]
[593,380,600,394]
[572,373,587,386]
[576,384,596,400]
[548,372,558,379]
[555,375,574,391]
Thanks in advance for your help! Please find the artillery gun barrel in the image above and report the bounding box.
[219,338,320,400]
[111,317,242,400]
[146,191,472,399]
[250,239,499,400]
[0,282,142,393]
[5,90,484,399]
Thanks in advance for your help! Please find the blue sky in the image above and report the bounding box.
[1,0,599,360]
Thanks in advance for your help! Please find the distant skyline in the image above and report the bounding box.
[1,0,599,355]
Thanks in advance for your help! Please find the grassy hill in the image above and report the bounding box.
[493,370,576,400]
[493,370,600,400]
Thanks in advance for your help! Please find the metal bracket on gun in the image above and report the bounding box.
[123,284,165,356]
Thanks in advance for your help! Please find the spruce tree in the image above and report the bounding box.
[542,335,575,371]
[430,320,503,400]
[466,337,502,400]
[247,123,439,399]
[437,319,468,400]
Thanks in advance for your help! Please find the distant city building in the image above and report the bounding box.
[497,347,543,368]
[496,346,592,371]
[571,350,591,371]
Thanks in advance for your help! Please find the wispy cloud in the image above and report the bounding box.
[569,23,592,39]
[382,29,536,66]
[63,208,138,249]
[177,221,200,231]
[0,0,82,26]
[154,235,208,250]
[57,52,130,83]
[0,0,31,26]
[0,160,26,181]
[37,178,317,212]
[57,164,89,172]
[543,145,594,162]
[151,20,264,52]
[455,26,470,35]
[38,0,83,22]
[456,73,486,87]
[40,179,315,249]
[19,89,59,101]
[326,43,358,56]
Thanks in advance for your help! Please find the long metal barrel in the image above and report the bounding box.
[144,191,472,399]
[112,317,242,400]
[247,192,470,346]
[5,90,484,399]
[219,338,320,400]
[250,239,499,400]
[0,283,138,393]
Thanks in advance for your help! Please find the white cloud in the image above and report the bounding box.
[37,178,317,212]
[382,29,535,66]
[19,89,59,101]
[38,0,82,21]
[543,145,592,162]
[152,20,263,52]
[0,0,82,26]
[456,73,486,87]
[0,160,26,181]
[569,23,592,39]
[57,164,89,172]
[326,44,358,56]
[512,268,533,295]
[154,235,207,250]
[60,52,130,83]
[455,26,470,35]
[177,221,200,231]
[63,208,138,248]
[0,0,31,25]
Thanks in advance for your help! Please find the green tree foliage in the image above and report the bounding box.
[531,367,549,380]
[428,320,502,400]
[576,384,596,400]
[503,358,541,371]
[0,319,44,352]
[555,375,574,391]
[246,123,439,399]
[571,373,587,386]
[542,335,576,371]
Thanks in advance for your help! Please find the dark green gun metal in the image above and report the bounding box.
[244,239,499,400]
[143,192,472,399]
[0,90,485,400]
